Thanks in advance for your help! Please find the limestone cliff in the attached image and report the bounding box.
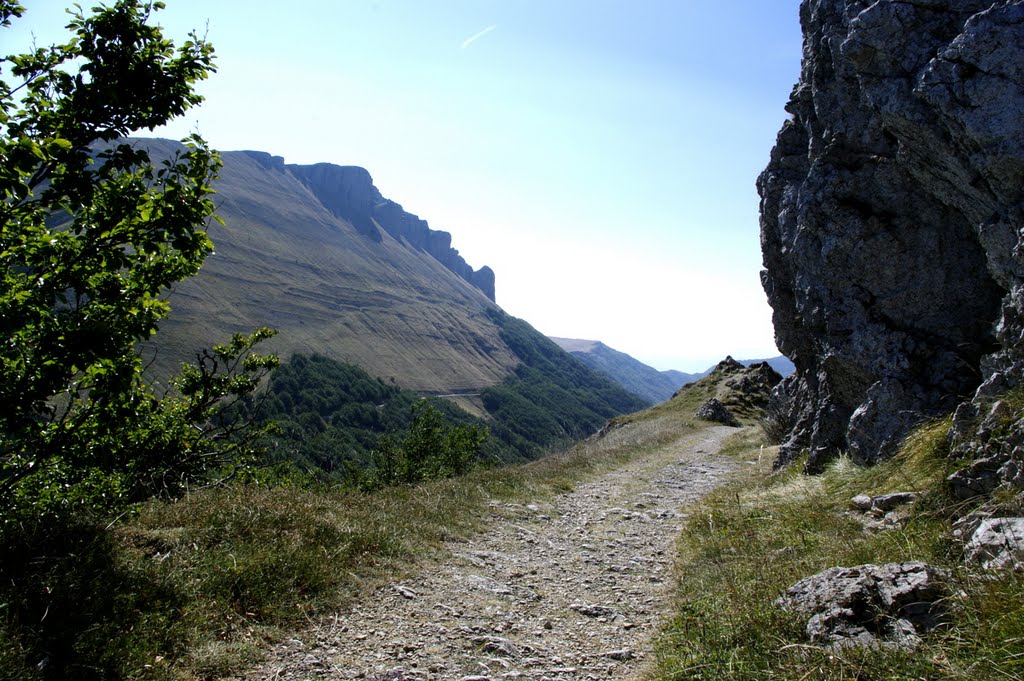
[285,162,496,302]
[141,140,516,394]
[759,0,1024,472]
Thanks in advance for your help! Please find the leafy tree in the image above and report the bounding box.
[369,401,488,487]
[0,0,277,528]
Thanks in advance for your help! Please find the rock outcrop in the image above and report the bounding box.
[270,159,496,302]
[776,561,949,648]
[947,398,1024,498]
[759,0,1024,472]
[695,398,741,427]
[689,356,784,421]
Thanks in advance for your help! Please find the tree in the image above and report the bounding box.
[0,0,277,527]
[369,401,488,487]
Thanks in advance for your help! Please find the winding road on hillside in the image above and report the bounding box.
[238,425,738,681]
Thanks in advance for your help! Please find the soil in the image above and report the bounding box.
[235,425,738,681]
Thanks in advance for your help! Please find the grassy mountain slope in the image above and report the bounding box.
[549,336,685,403]
[141,139,517,392]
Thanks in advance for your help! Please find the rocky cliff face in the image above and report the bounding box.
[759,0,1024,472]
[284,161,496,302]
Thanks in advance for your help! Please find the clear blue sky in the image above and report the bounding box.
[9,1,803,372]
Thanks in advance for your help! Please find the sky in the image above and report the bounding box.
[8,1,804,372]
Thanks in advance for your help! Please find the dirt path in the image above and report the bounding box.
[238,425,738,681]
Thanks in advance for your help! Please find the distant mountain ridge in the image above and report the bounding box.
[548,337,684,403]
[550,336,793,404]
[246,153,496,301]
[139,138,513,393]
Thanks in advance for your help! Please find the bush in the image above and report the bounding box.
[0,0,277,526]
[367,401,488,487]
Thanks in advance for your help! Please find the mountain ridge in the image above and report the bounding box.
[136,138,646,457]
[139,138,514,394]
[549,336,793,404]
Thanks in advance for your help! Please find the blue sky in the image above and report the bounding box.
[9,1,803,371]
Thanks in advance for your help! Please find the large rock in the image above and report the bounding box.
[759,1,1024,472]
[964,517,1024,570]
[776,561,949,648]
[695,398,740,427]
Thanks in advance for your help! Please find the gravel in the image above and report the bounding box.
[236,426,736,680]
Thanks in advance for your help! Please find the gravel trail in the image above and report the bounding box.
[238,425,738,681]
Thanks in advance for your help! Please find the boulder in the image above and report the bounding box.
[870,492,919,513]
[695,398,740,427]
[849,492,918,514]
[776,561,949,648]
[964,517,1024,570]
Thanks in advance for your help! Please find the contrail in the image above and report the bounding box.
[461,24,497,49]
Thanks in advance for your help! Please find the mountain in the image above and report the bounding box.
[549,337,686,403]
[550,336,794,404]
[136,139,644,454]
[141,138,514,394]
[661,369,705,386]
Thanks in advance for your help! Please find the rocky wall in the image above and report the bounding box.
[759,0,1024,472]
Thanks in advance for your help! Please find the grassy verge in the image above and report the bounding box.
[0,402,698,680]
[652,419,1024,680]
